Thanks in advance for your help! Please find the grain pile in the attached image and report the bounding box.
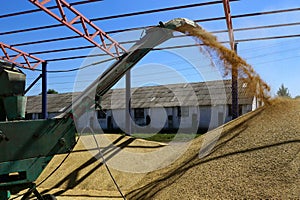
[126,98,300,199]
[35,135,167,200]
[33,98,299,199]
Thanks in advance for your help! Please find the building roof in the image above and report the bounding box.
[26,79,253,114]
[26,92,80,114]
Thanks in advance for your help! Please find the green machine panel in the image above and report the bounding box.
[0,61,27,121]
[0,116,76,189]
[0,61,26,96]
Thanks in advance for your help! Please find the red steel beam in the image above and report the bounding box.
[222,0,235,50]
[0,42,44,69]
[28,0,127,58]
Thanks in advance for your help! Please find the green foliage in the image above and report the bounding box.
[39,89,58,95]
[276,84,291,98]
[47,89,58,94]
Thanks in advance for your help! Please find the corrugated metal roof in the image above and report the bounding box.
[26,80,253,113]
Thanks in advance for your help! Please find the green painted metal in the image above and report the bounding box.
[3,96,27,120]
[0,117,76,163]
[0,61,26,122]
[0,61,26,96]
[0,98,6,121]
[0,190,10,200]
[0,157,52,187]
[0,116,76,194]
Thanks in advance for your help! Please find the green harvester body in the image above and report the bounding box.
[0,61,77,199]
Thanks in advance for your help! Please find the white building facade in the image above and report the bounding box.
[26,80,256,134]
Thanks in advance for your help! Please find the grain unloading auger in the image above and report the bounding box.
[0,18,197,200]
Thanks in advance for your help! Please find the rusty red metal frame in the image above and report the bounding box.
[0,42,44,69]
[222,0,235,50]
[28,0,127,58]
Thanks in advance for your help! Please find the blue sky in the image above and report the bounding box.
[1,0,300,97]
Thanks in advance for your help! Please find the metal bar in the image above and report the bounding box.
[2,0,232,34]
[28,0,127,58]
[222,0,235,50]
[232,43,238,119]
[3,5,300,38]
[18,33,300,63]
[22,54,32,68]
[10,53,22,62]
[0,42,44,69]
[125,71,132,136]
[32,61,44,69]
[90,0,238,21]
[222,0,238,119]
[0,45,10,60]
[114,43,120,57]
[42,62,48,119]
[80,17,89,36]
[41,0,51,5]
[0,0,103,19]
[9,19,300,49]
[99,33,107,49]
[25,74,42,94]
[55,0,67,21]
[69,15,81,25]
[235,34,300,42]
[90,30,100,40]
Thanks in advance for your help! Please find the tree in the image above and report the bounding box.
[276,84,291,98]
[47,89,58,94]
[40,89,58,95]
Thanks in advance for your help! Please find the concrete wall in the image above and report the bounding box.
[27,103,254,133]
[95,105,233,133]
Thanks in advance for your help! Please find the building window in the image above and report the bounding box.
[134,108,144,119]
[97,109,106,119]
[177,106,189,117]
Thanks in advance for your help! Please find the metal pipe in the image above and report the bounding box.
[0,0,103,19]
[42,62,48,119]
[25,74,42,94]
[231,43,238,119]
[125,71,132,135]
